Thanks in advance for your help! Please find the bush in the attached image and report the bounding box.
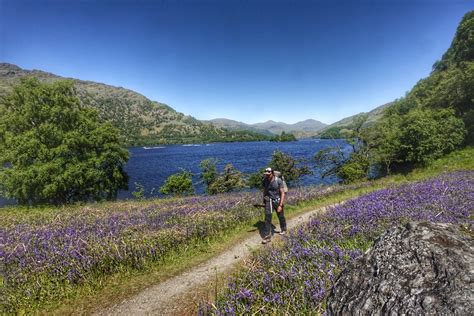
[199,159,245,194]
[160,170,195,196]
[269,150,311,184]
[398,108,466,165]
[336,156,369,183]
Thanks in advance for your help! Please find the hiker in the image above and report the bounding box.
[261,167,287,244]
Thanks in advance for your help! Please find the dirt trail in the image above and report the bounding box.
[97,205,330,316]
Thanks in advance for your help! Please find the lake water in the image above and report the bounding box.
[0,139,351,206]
[119,138,351,198]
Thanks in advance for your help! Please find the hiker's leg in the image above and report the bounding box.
[264,200,273,239]
[277,205,287,232]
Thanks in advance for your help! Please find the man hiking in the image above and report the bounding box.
[261,167,287,244]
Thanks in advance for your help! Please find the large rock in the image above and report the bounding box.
[327,221,474,315]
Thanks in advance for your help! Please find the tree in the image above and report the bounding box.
[207,164,245,194]
[0,77,129,205]
[314,115,371,183]
[246,170,265,189]
[160,170,195,196]
[199,159,244,194]
[199,158,218,189]
[398,108,466,165]
[269,150,311,184]
[271,131,297,142]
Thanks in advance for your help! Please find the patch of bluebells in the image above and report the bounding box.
[202,171,474,315]
[1,184,344,312]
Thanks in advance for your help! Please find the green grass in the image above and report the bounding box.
[4,146,473,314]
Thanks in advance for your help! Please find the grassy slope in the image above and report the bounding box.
[4,147,473,315]
[0,63,270,146]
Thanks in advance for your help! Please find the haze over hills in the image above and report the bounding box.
[0,63,271,145]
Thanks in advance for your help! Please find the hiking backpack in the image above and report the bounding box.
[273,171,288,193]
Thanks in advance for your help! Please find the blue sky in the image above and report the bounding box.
[1,0,472,124]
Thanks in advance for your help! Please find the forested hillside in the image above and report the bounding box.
[332,11,473,181]
[0,64,271,146]
[317,102,392,139]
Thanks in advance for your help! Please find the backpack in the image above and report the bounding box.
[273,171,288,193]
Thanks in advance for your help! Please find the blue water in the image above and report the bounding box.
[0,139,351,206]
[119,138,351,198]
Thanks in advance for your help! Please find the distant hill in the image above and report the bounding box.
[207,118,327,138]
[0,63,271,145]
[316,102,393,138]
[204,118,274,136]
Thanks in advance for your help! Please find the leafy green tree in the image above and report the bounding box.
[315,114,372,183]
[199,158,218,189]
[397,108,466,165]
[314,146,346,178]
[246,169,265,189]
[160,170,195,196]
[367,115,403,175]
[0,77,129,205]
[207,164,245,194]
[199,159,244,194]
[269,150,311,184]
[271,131,297,142]
[336,152,370,183]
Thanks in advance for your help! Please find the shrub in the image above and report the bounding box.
[160,170,195,196]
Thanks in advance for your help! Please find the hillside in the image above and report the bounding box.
[208,118,327,138]
[0,63,270,146]
[204,118,273,136]
[316,102,393,138]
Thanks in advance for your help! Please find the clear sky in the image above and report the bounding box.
[1,0,472,124]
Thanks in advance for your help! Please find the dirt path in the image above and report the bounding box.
[97,205,330,316]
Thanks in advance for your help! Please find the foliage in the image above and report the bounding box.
[203,171,474,314]
[246,170,265,189]
[199,158,219,189]
[314,146,347,177]
[1,184,349,313]
[270,131,297,142]
[315,116,370,183]
[0,65,273,146]
[199,158,245,194]
[396,108,466,164]
[340,11,474,179]
[209,164,245,194]
[2,146,472,314]
[336,152,370,183]
[131,182,145,200]
[159,170,195,196]
[432,11,474,71]
[0,77,129,205]
[268,150,312,184]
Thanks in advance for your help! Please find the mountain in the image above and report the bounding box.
[0,63,271,145]
[316,102,393,138]
[204,118,273,136]
[207,118,327,138]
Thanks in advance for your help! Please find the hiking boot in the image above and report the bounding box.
[261,238,271,244]
[279,231,287,236]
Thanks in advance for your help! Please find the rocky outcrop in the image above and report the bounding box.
[327,221,474,315]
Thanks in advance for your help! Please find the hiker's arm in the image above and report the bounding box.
[279,188,285,207]
[277,187,285,212]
